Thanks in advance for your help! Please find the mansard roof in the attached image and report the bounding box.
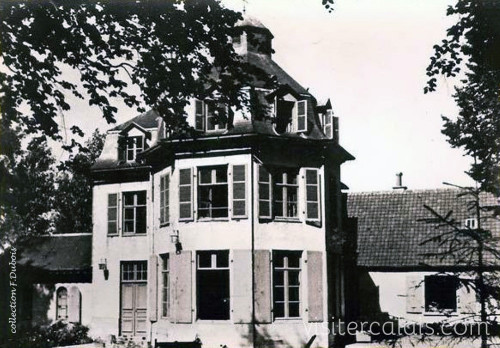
[348,188,500,270]
[110,109,160,132]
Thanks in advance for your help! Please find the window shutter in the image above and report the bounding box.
[67,286,81,323]
[117,135,126,161]
[232,250,253,323]
[307,251,323,322]
[297,100,307,132]
[305,169,320,221]
[170,251,192,323]
[324,110,333,139]
[333,116,339,142]
[258,165,272,219]
[160,174,170,224]
[107,193,118,235]
[254,250,272,323]
[179,168,193,221]
[195,100,205,131]
[148,254,158,322]
[406,275,424,313]
[232,164,247,218]
[458,282,477,314]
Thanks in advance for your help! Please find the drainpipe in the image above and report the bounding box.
[250,154,256,348]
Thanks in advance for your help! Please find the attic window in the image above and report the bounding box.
[425,275,458,313]
[464,218,478,229]
[274,98,307,134]
[194,100,227,132]
[126,136,144,162]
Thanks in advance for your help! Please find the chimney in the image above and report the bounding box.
[393,172,407,191]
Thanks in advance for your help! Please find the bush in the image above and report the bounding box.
[1,321,93,348]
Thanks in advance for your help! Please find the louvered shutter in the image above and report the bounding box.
[160,174,170,224]
[148,254,158,322]
[179,168,193,221]
[258,165,272,219]
[67,286,81,323]
[254,250,272,323]
[107,193,118,235]
[195,100,205,131]
[305,169,320,221]
[406,275,424,313]
[307,251,324,322]
[297,100,307,132]
[324,110,333,139]
[170,251,192,323]
[232,164,247,218]
[232,250,253,323]
[333,116,339,142]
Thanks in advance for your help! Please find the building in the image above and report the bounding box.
[347,187,500,346]
[88,16,354,348]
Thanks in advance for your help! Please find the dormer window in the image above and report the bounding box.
[274,97,308,134]
[126,136,144,162]
[322,110,333,139]
[465,218,478,229]
[194,100,227,132]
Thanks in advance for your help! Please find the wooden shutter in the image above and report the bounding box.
[254,250,272,323]
[108,193,118,235]
[179,168,193,221]
[258,165,272,219]
[307,251,324,322]
[324,110,333,139]
[232,164,247,218]
[305,169,320,221]
[195,100,205,131]
[458,282,477,314]
[296,100,307,132]
[117,135,126,161]
[160,174,170,224]
[67,286,81,323]
[148,254,158,322]
[170,251,192,323]
[232,250,253,323]
[333,116,339,142]
[406,275,424,313]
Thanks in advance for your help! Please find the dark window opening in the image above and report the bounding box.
[275,100,295,134]
[197,250,230,320]
[425,275,458,313]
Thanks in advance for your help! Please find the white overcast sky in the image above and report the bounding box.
[60,0,474,192]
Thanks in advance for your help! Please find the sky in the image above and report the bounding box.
[60,0,474,192]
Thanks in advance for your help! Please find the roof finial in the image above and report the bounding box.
[242,0,247,14]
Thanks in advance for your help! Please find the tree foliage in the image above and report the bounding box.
[425,0,500,195]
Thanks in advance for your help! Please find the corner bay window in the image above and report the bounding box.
[273,251,301,318]
[197,250,230,320]
[123,191,146,235]
[198,166,228,219]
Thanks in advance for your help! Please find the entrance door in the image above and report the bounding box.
[120,261,147,336]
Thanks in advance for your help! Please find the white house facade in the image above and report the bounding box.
[89,16,354,348]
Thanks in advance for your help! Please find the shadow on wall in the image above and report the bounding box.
[237,323,312,348]
[357,271,387,323]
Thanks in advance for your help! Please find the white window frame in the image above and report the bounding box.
[179,168,194,221]
[197,166,229,220]
[107,193,119,235]
[272,251,302,319]
[56,287,68,320]
[122,191,147,235]
[194,99,227,132]
[274,170,299,220]
[126,136,144,162]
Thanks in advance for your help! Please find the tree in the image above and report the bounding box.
[0,135,57,248]
[418,184,500,348]
[425,0,500,195]
[53,130,105,234]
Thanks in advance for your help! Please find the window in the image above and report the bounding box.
[305,169,320,221]
[425,275,458,313]
[161,255,170,318]
[198,166,228,219]
[194,100,227,132]
[273,169,299,219]
[56,287,68,320]
[258,165,272,219]
[179,168,193,220]
[126,136,144,161]
[160,174,170,225]
[197,250,230,320]
[465,218,478,229]
[108,193,118,235]
[123,191,147,235]
[273,251,301,319]
[121,261,148,282]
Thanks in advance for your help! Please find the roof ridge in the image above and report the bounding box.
[348,187,461,195]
